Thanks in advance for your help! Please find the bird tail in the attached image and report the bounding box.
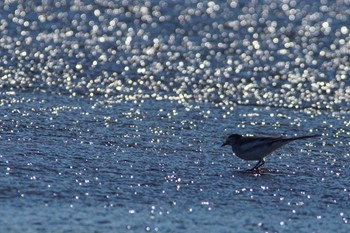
[286,134,322,141]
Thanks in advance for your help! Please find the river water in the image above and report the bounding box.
[0,0,349,232]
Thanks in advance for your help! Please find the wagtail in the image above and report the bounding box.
[221,134,321,171]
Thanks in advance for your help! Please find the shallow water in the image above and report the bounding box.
[1,94,349,232]
[0,0,350,232]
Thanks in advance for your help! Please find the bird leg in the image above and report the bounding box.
[248,159,265,171]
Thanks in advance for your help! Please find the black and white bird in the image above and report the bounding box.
[221,134,321,171]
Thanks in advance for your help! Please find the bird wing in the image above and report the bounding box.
[232,135,320,161]
[238,137,284,152]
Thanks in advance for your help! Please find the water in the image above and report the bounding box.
[0,0,349,232]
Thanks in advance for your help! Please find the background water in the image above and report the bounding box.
[0,0,349,232]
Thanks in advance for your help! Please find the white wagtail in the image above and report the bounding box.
[221,134,321,171]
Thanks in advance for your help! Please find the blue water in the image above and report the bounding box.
[0,0,350,232]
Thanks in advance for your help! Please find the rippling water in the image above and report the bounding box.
[0,0,349,232]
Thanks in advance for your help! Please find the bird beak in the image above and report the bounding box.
[221,142,227,147]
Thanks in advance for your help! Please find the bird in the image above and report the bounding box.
[221,134,321,171]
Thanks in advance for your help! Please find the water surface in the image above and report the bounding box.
[0,0,350,232]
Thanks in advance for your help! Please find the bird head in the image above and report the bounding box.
[221,134,242,147]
